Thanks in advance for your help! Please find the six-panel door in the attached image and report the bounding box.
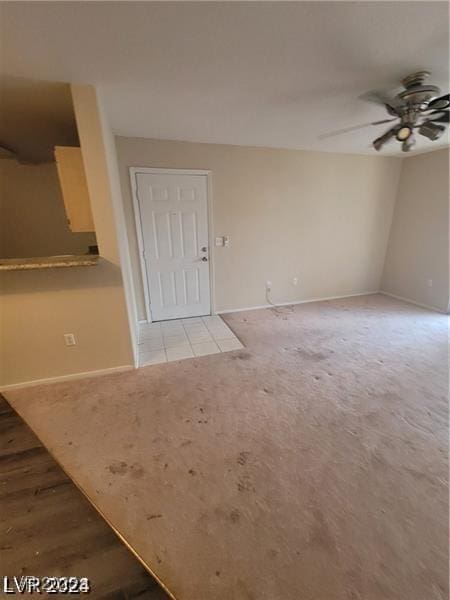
[136,172,211,321]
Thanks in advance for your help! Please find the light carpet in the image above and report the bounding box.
[5,294,449,600]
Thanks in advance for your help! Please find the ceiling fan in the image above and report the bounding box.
[322,71,449,152]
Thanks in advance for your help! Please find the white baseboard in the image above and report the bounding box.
[0,365,135,392]
[379,291,447,314]
[217,291,379,315]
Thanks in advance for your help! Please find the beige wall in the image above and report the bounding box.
[0,160,96,258]
[0,265,132,386]
[95,87,139,356]
[116,137,402,318]
[382,149,449,312]
[0,86,134,387]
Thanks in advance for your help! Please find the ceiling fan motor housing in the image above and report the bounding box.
[402,71,431,88]
[398,71,440,107]
[398,85,440,106]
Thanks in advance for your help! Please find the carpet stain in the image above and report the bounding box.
[231,352,252,361]
[107,461,145,478]
[130,463,145,479]
[308,507,338,555]
[237,475,255,492]
[237,451,250,466]
[230,509,240,523]
[295,348,329,361]
[107,461,128,475]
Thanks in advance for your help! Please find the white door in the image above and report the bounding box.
[136,172,211,321]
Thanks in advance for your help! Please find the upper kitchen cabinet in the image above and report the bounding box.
[55,146,95,232]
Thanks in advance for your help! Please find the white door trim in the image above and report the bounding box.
[129,167,215,323]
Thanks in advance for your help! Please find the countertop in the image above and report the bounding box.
[0,254,100,271]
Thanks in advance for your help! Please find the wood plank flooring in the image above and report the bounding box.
[0,395,169,599]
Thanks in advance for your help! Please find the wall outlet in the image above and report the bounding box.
[427,279,433,288]
[64,333,76,346]
[265,281,272,291]
[293,277,299,286]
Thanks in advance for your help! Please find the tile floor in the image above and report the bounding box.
[138,315,244,366]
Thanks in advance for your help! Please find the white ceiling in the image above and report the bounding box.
[1,2,449,157]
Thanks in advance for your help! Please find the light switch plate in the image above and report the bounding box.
[215,237,224,247]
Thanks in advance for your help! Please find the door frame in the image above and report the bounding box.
[129,167,215,323]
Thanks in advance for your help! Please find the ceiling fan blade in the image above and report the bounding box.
[372,126,398,151]
[425,110,449,124]
[427,94,450,110]
[319,118,396,140]
[372,118,398,126]
[359,90,401,116]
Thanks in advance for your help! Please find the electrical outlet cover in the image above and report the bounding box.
[64,333,76,346]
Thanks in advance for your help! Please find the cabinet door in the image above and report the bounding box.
[54,146,95,232]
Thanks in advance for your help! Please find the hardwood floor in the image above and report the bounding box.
[0,395,169,599]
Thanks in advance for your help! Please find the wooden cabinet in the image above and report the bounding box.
[54,146,95,232]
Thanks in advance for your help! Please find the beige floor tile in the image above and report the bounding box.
[166,345,194,361]
[191,341,221,356]
[139,338,165,352]
[139,349,167,366]
[217,338,244,352]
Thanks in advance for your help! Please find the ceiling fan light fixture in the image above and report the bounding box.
[418,121,446,140]
[402,135,416,152]
[396,126,413,141]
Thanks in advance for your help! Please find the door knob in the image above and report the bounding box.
[201,246,208,252]
[201,256,208,262]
